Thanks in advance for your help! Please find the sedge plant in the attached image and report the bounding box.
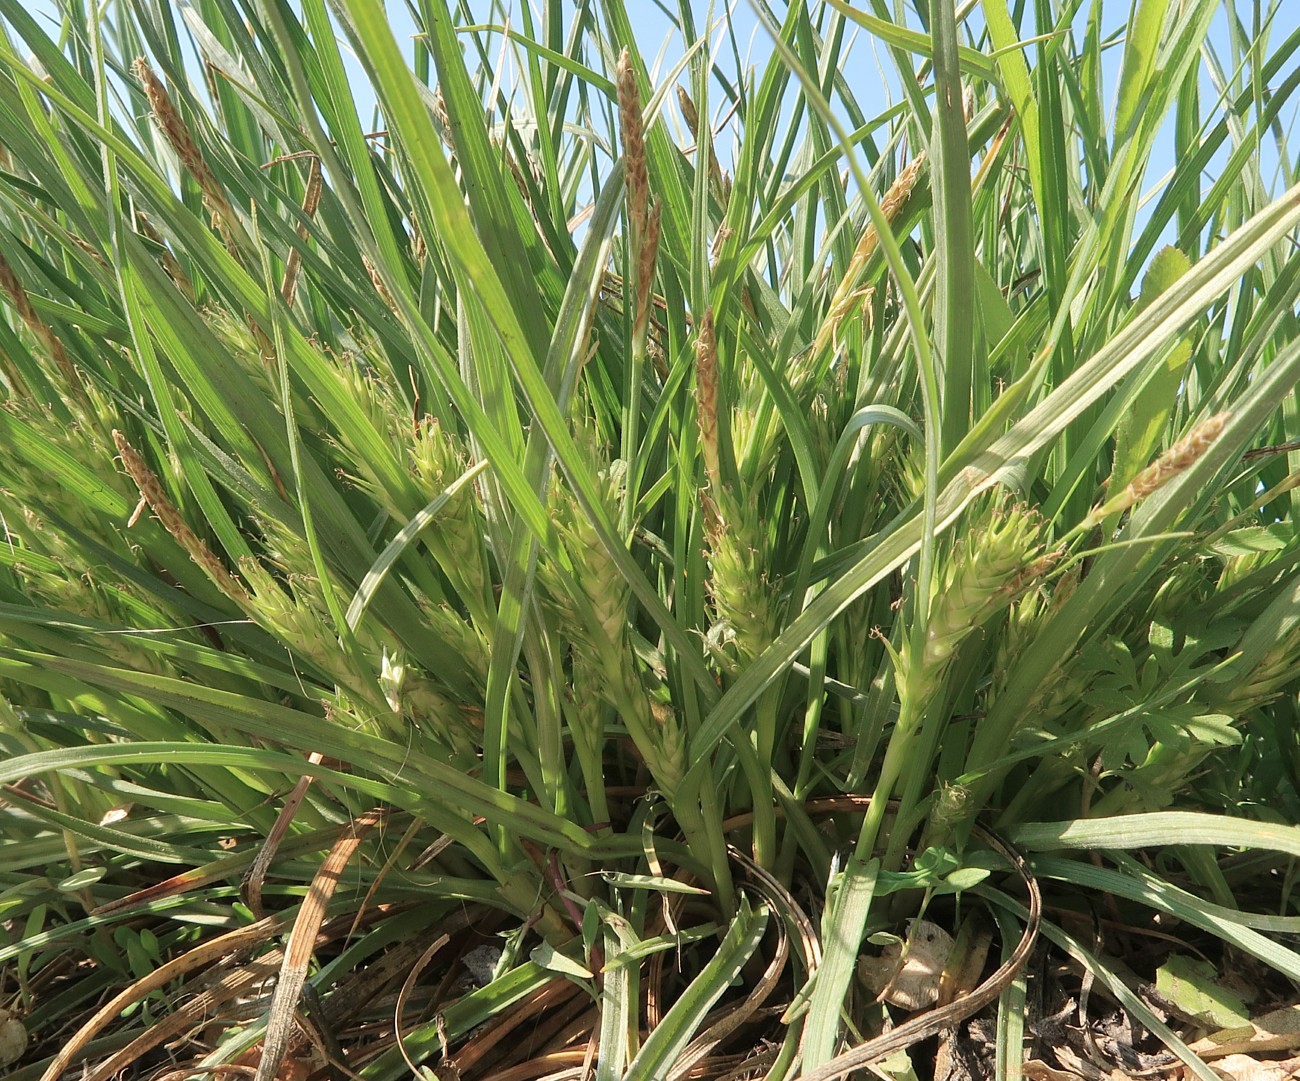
[0,1,1299,1079]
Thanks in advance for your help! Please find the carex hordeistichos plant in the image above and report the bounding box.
[0,4,1299,1080]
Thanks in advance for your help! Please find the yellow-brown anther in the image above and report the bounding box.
[694,308,721,495]
[616,49,648,245]
[112,429,249,602]
[134,57,240,255]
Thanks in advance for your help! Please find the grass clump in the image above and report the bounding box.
[0,2,1299,1079]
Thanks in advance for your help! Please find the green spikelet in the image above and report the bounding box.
[5,400,133,536]
[901,494,1052,702]
[1214,624,1300,717]
[862,495,1055,864]
[236,557,382,711]
[705,496,783,667]
[0,695,23,735]
[649,695,686,799]
[567,663,606,763]
[695,310,783,667]
[409,417,490,611]
[201,306,278,394]
[379,647,480,760]
[417,600,491,689]
[538,452,685,799]
[991,586,1047,692]
[541,457,632,675]
[327,356,414,519]
[13,514,174,677]
[989,566,1078,724]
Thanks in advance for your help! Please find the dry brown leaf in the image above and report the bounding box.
[0,1008,28,1068]
[1208,1052,1300,1081]
[859,919,955,1009]
[37,916,283,1081]
[1050,1043,1111,1080]
[1191,1004,1300,1058]
[1023,1059,1087,1081]
[231,1043,323,1081]
[253,807,386,1081]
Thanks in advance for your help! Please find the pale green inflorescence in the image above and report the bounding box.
[704,495,784,669]
[902,494,1053,705]
[407,417,491,609]
[539,451,685,799]
[380,647,480,760]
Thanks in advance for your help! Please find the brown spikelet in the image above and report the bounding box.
[134,57,240,256]
[848,154,926,277]
[1091,413,1231,524]
[112,429,249,602]
[616,49,648,245]
[0,356,29,399]
[676,84,726,204]
[632,199,662,345]
[363,256,399,315]
[246,317,276,366]
[0,248,82,400]
[813,154,926,356]
[430,86,452,142]
[409,216,426,264]
[1126,413,1229,500]
[881,154,925,223]
[69,235,107,268]
[504,145,531,201]
[694,308,721,494]
[0,255,46,348]
[0,254,33,397]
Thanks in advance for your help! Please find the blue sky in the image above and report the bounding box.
[333,1,1295,247]
[14,1,1300,247]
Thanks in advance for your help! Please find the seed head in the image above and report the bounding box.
[704,519,782,665]
[363,255,398,315]
[632,199,662,345]
[1090,413,1231,525]
[695,308,721,492]
[814,154,926,357]
[112,429,248,602]
[134,57,241,256]
[0,248,83,401]
[616,48,648,245]
[281,156,322,306]
[913,494,1048,674]
[136,211,194,301]
[1125,412,1229,502]
[676,85,699,139]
